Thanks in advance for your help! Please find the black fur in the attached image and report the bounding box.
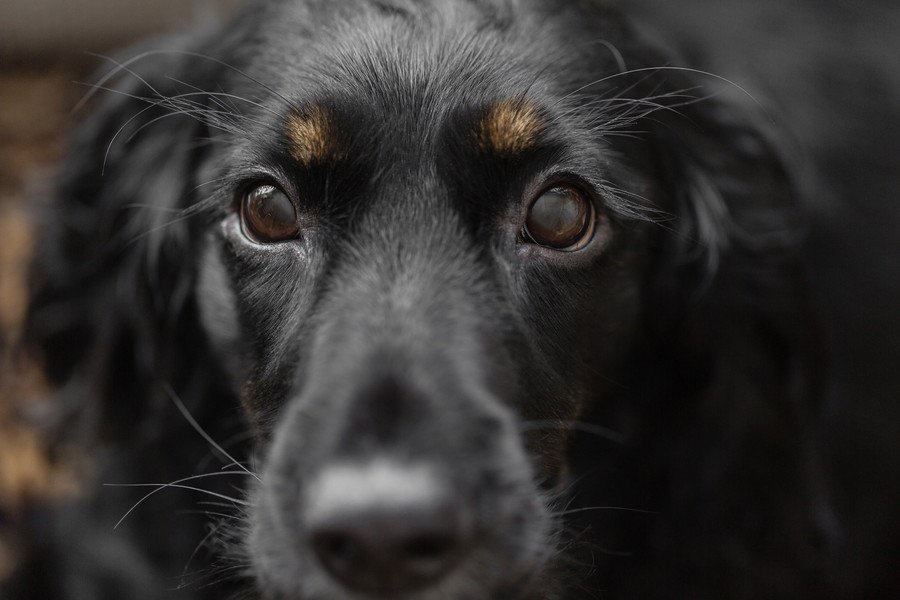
[9,0,899,599]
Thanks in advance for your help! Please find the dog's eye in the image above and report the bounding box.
[523,185,593,250]
[241,184,300,243]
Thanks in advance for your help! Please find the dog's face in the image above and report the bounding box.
[190,3,656,597]
[26,1,815,599]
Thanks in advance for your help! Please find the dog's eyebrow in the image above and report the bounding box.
[475,99,543,155]
[285,105,341,165]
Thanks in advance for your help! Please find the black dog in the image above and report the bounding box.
[11,0,900,599]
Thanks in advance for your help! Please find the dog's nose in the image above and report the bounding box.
[306,461,469,594]
[309,501,466,593]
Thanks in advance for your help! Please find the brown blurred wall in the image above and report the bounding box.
[1,0,243,55]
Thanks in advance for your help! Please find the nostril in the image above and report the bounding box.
[404,534,456,563]
[311,530,367,574]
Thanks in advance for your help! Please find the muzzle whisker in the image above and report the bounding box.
[163,383,261,482]
[105,473,253,529]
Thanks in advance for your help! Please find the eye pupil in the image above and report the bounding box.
[242,184,299,243]
[524,186,591,249]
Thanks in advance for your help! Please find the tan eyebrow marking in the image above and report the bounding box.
[475,100,543,155]
[285,105,341,165]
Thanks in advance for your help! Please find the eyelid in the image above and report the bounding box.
[228,163,297,202]
[523,169,603,205]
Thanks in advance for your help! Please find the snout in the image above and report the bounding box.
[306,461,471,595]
[249,369,550,599]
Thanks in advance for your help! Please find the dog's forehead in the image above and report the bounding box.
[239,3,567,148]
[240,0,626,126]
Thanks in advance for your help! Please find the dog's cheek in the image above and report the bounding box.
[196,235,243,382]
[512,250,648,484]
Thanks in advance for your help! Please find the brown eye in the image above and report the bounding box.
[523,185,593,250]
[241,184,299,243]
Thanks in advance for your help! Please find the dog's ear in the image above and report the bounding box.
[646,92,817,413]
[26,35,233,442]
[623,84,830,580]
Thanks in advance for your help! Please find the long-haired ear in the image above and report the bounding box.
[648,92,817,403]
[627,83,833,583]
[25,34,232,443]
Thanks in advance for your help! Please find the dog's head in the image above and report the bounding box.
[27,1,817,598]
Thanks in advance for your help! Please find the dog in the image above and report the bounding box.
[9,0,900,598]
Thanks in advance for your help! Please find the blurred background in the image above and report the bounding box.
[1,0,898,588]
[0,0,243,582]
[2,0,245,53]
